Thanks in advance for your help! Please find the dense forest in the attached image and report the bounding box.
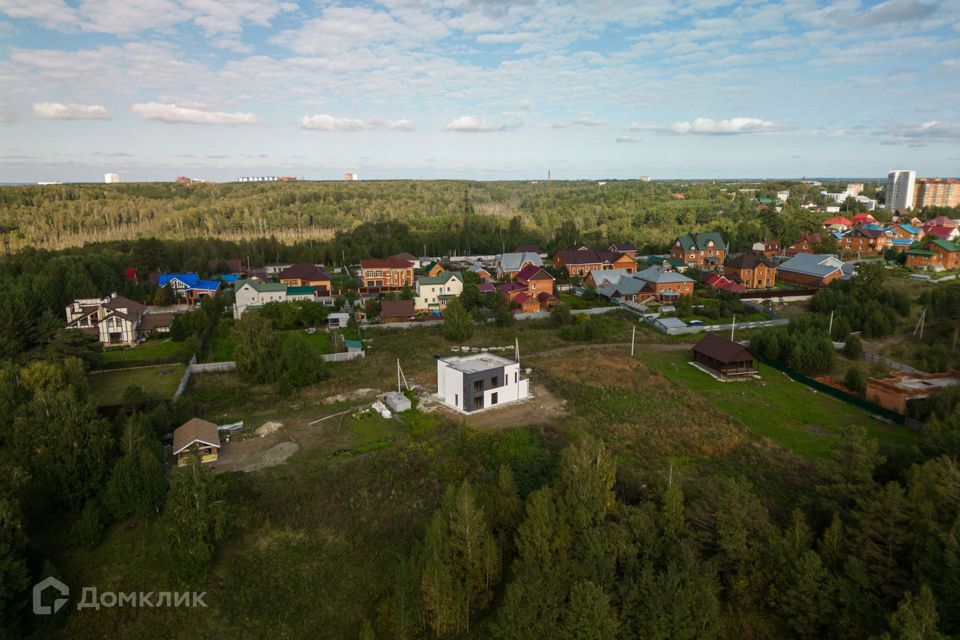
[0,179,877,254]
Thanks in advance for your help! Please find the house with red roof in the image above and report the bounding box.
[851,213,877,226]
[703,273,745,293]
[512,292,542,314]
[515,264,555,297]
[822,216,852,231]
[923,225,960,242]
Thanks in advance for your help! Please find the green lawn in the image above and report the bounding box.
[639,349,918,459]
[204,330,331,363]
[557,293,613,310]
[88,363,186,405]
[100,338,182,363]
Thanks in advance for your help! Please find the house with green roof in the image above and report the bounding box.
[906,238,960,271]
[669,232,728,270]
[415,271,464,312]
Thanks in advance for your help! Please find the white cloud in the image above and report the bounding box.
[446,115,521,132]
[889,121,960,141]
[572,115,607,127]
[615,136,640,143]
[631,116,788,135]
[476,32,535,44]
[131,102,258,125]
[33,101,110,119]
[300,114,415,131]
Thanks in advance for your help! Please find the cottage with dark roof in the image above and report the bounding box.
[380,299,417,323]
[776,254,845,287]
[669,233,727,269]
[633,265,695,301]
[278,262,332,290]
[692,334,758,377]
[173,417,221,466]
[608,242,638,256]
[724,253,777,289]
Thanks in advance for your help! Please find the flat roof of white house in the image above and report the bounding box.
[440,353,517,373]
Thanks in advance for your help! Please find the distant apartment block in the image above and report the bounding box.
[104,172,120,184]
[914,178,960,209]
[344,172,360,181]
[885,170,916,210]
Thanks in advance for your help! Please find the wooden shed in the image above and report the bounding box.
[173,418,221,466]
[691,334,758,377]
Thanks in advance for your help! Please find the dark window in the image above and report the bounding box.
[474,380,484,393]
[490,376,499,387]
[491,392,498,405]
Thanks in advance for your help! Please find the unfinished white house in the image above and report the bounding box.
[436,353,529,413]
[65,294,147,347]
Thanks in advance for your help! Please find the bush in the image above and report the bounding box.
[842,334,863,359]
[442,298,474,342]
[844,366,866,395]
[74,498,106,548]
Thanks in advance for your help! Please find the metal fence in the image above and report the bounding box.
[648,316,790,336]
[321,351,365,362]
[189,361,237,373]
[173,355,196,399]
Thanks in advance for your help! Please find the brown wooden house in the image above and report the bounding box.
[173,418,221,466]
[380,299,416,323]
[691,334,758,377]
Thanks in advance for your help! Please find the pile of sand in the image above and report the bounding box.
[256,421,283,438]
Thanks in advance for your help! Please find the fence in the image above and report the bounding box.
[648,316,789,336]
[862,352,928,375]
[189,361,237,373]
[321,351,365,362]
[173,355,196,399]
[512,306,620,321]
[759,356,906,425]
[738,288,819,301]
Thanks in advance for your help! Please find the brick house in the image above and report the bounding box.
[278,262,332,291]
[905,239,960,270]
[776,254,846,287]
[553,249,635,278]
[515,264,555,297]
[840,226,888,255]
[633,265,695,301]
[724,254,777,289]
[751,241,782,257]
[496,252,543,280]
[511,292,542,313]
[669,233,727,269]
[788,233,822,255]
[360,257,415,289]
[866,370,960,414]
[608,242,638,257]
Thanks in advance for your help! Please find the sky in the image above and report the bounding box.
[0,0,958,182]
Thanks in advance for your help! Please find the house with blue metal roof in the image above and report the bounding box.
[157,273,221,303]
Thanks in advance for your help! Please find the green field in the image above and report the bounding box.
[99,338,182,363]
[88,364,186,406]
[639,349,918,459]
[205,330,331,363]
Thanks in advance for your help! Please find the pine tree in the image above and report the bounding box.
[853,481,910,606]
[441,298,473,342]
[162,454,226,579]
[558,580,618,640]
[0,464,30,636]
[816,427,884,515]
[104,418,168,519]
[876,585,947,640]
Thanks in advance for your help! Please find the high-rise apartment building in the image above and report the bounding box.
[913,178,960,208]
[104,172,120,184]
[885,170,916,210]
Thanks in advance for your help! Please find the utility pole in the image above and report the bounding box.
[828,310,834,338]
[630,325,636,357]
[914,307,926,339]
[730,314,736,341]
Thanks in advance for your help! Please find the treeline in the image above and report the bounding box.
[2,179,923,256]
[364,428,960,639]
[0,357,227,636]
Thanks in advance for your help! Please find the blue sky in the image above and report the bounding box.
[0,0,958,182]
